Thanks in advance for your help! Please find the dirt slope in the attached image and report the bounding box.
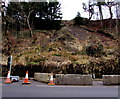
[2,19,119,77]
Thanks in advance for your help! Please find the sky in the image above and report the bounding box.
[3,0,120,20]
[4,0,89,20]
[59,0,88,20]
[58,0,120,20]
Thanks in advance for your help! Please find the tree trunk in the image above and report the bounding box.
[27,17,32,38]
[115,4,120,35]
[98,5,103,20]
[97,2,103,20]
[27,10,34,38]
[97,2,103,27]
[109,7,113,19]
[115,19,119,35]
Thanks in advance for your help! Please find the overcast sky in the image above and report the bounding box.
[58,0,120,20]
[59,0,88,20]
[5,0,120,20]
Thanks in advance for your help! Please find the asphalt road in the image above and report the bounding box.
[1,79,119,98]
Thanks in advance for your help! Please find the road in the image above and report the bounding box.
[1,79,119,98]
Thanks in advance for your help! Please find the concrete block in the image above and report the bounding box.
[102,75,120,85]
[34,73,51,83]
[55,74,92,85]
[65,74,75,84]
[55,74,64,84]
[83,75,92,85]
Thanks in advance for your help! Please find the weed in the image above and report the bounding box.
[34,58,47,62]
[52,53,62,56]
[26,62,39,65]
[70,51,86,55]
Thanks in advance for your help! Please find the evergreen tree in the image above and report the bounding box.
[4,1,62,37]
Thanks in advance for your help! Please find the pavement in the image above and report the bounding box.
[0,78,119,98]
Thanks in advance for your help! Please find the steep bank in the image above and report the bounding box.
[2,19,119,78]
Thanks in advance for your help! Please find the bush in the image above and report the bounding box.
[86,43,104,57]
[34,19,62,30]
[74,16,89,25]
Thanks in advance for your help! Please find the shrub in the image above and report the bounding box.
[34,19,62,30]
[74,14,89,26]
[86,43,104,57]
[97,30,115,40]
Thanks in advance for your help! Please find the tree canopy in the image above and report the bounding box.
[2,1,62,37]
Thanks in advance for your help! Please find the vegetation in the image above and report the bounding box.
[74,12,89,25]
[2,1,62,38]
[82,0,120,34]
[1,0,120,78]
[86,43,104,57]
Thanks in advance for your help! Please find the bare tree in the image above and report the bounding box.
[96,2,104,20]
[82,2,95,20]
[105,1,115,19]
[115,2,120,35]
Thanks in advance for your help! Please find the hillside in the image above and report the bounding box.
[2,19,119,78]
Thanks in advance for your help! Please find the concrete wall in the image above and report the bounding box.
[102,75,120,85]
[55,74,92,85]
[34,73,51,83]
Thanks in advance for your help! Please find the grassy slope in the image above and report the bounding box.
[2,20,118,66]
